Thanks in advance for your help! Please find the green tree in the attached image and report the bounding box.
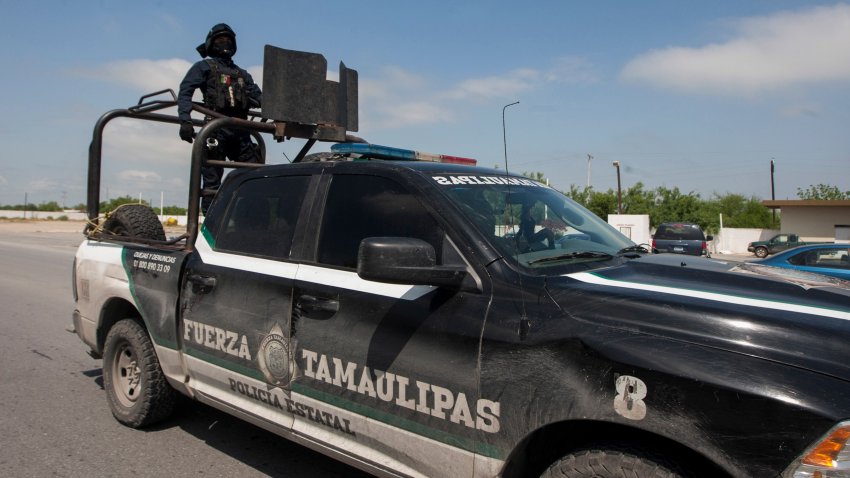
[100,196,150,212]
[521,171,548,184]
[564,185,592,206]
[523,174,779,234]
[585,189,618,219]
[620,182,655,215]
[704,194,774,229]
[647,187,703,228]
[796,184,850,200]
[162,205,187,215]
[36,201,62,211]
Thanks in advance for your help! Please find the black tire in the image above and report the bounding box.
[103,204,166,241]
[103,319,176,428]
[754,246,769,258]
[541,446,687,478]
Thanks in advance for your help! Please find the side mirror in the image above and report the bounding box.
[706,235,714,241]
[357,237,469,290]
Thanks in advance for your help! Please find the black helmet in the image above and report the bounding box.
[196,23,237,58]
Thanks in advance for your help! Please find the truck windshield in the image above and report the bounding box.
[434,174,635,269]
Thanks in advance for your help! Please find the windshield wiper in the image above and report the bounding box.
[528,251,613,265]
[617,244,650,256]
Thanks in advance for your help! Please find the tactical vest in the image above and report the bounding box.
[203,59,250,115]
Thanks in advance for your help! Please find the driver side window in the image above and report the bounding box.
[215,176,309,259]
[316,175,444,269]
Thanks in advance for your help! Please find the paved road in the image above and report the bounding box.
[0,224,371,478]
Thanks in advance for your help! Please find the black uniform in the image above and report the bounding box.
[177,23,263,213]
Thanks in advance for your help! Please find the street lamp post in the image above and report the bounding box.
[612,160,622,214]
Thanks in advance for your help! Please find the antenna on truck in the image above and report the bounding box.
[502,101,519,174]
[500,100,530,339]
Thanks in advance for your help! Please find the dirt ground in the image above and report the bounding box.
[0,219,89,233]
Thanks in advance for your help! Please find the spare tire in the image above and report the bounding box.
[103,204,166,241]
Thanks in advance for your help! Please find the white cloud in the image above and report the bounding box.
[80,57,264,94]
[443,58,596,101]
[117,170,162,183]
[621,4,850,95]
[103,118,189,165]
[80,54,587,131]
[247,65,264,88]
[358,67,454,129]
[546,56,600,84]
[28,179,60,192]
[779,103,822,118]
[0,175,7,186]
[359,59,596,129]
[443,68,541,100]
[81,58,193,92]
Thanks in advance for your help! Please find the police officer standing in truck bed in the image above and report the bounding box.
[178,23,263,214]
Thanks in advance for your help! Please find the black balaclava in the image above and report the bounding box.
[196,23,238,59]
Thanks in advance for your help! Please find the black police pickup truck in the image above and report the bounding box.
[71,47,850,478]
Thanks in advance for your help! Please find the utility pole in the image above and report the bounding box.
[612,161,622,214]
[770,159,776,227]
[587,154,593,188]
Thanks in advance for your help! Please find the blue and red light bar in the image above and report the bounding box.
[330,143,477,166]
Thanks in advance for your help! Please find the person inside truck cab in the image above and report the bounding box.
[177,23,263,214]
[519,200,555,251]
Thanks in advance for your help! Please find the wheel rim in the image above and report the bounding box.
[111,340,142,408]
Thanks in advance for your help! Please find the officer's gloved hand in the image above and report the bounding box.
[179,122,195,143]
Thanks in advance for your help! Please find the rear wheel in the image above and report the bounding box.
[103,319,176,427]
[541,446,687,478]
[103,204,165,241]
[754,246,768,258]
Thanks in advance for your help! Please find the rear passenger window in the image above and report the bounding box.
[317,175,443,269]
[215,176,310,259]
[655,224,705,241]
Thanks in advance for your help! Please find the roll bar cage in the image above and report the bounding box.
[86,46,361,250]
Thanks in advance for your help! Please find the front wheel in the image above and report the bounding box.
[754,246,769,258]
[541,446,687,478]
[103,319,176,428]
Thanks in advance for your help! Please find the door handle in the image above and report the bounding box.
[295,294,339,317]
[187,274,217,293]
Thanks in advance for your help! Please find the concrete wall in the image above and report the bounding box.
[779,206,850,242]
[608,214,651,246]
[712,228,779,254]
[0,210,89,220]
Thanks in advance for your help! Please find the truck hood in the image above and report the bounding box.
[546,254,850,380]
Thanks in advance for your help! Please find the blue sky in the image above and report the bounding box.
[1,1,849,208]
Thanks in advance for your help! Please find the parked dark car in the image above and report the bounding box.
[652,222,712,257]
[754,243,850,280]
[747,233,829,258]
